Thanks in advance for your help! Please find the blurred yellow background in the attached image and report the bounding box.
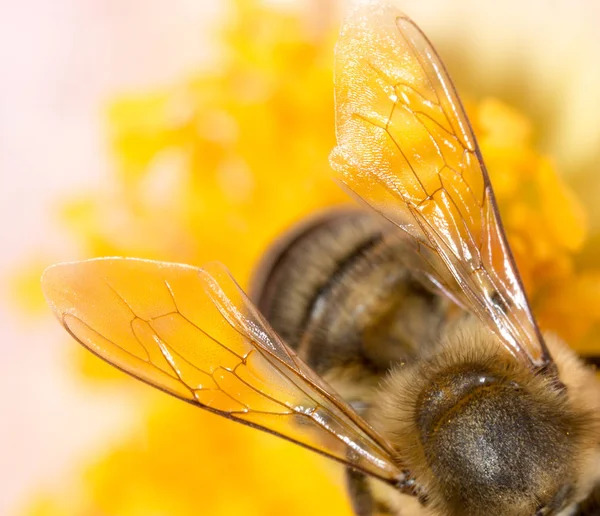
[2,0,600,515]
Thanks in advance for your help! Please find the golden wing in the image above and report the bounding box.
[330,1,553,371]
[41,257,411,490]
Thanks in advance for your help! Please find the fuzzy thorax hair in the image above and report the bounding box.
[369,320,600,516]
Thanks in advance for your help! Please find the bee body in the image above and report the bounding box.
[252,209,454,378]
[253,213,600,516]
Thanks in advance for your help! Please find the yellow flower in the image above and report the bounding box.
[63,0,342,285]
[25,396,352,516]
[85,399,351,516]
[473,98,600,350]
[20,0,600,515]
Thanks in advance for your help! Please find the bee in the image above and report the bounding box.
[42,2,600,515]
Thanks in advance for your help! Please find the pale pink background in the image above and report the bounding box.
[1,1,599,514]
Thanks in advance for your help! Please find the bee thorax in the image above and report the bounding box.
[417,366,572,514]
[369,323,588,516]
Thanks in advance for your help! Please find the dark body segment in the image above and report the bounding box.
[252,209,451,375]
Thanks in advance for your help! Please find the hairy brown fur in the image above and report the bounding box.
[369,321,600,516]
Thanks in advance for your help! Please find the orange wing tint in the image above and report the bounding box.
[42,258,408,487]
[330,2,552,370]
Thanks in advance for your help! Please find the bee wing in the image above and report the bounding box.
[330,2,552,369]
[41,258,406,486]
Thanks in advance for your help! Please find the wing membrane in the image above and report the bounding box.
[42,257,405,486]
[330,1,551,369]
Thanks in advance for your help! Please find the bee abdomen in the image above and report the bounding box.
[251,209,449,375]
[252,209,383,370]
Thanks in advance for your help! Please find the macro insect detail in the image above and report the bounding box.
[42,2,600,516]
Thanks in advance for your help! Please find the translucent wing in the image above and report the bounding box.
[330,1,552,370]
[41,257,408,488]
